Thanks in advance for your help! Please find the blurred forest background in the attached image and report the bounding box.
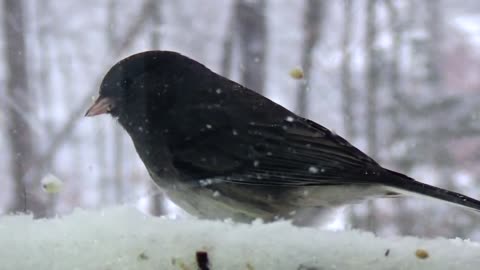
[2,0,480,240]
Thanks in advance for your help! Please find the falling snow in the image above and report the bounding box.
[308,166,319,174]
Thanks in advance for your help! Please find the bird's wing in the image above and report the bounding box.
[166,105,383,187]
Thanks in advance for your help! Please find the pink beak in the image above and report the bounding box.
[85,97,114,117]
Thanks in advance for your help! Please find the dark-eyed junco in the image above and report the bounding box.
[86,50,480,222]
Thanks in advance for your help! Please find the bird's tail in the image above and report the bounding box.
[384,169,480,213]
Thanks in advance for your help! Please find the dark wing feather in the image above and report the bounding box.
[166,103,383,187]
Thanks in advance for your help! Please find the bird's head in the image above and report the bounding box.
[85,50,208,130]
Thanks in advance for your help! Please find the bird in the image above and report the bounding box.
[86,50,480,223]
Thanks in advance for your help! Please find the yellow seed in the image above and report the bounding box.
[289,67,304,79]
[41,173,63,194]
[415,249,429,259]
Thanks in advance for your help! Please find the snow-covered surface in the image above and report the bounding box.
[0,207,478,270]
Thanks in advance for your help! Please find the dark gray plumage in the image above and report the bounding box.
[86,50,480,223]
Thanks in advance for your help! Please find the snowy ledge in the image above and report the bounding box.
[0,207,479,270]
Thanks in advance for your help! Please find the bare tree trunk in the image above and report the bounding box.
[365,0,379,232]
[34,0,58,215]
[365,0,378,160]
[3,0,45,216]
[221,6,235,77]
[425,0,443,91]
[150,0,162,49]
[97,126,110,204]
[234,0,267,93]
[96,0,118,206]
[112,129,125,203]
[105,0,128,203]
[35,0,52,126]
[340,0,355,139]
[296,0,324,117]
[385,0,405,144]
[106,0,126,204]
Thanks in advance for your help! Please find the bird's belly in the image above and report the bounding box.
[162,182,390,223]
[164,185,283,222]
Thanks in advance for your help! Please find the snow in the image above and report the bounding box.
[0,206,479,270]
[309,166,319,173]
